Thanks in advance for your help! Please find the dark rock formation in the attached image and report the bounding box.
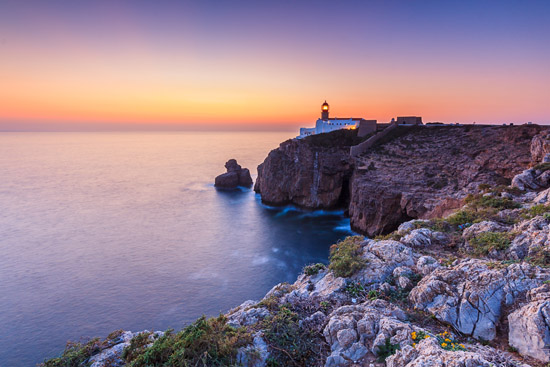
[254,130,358,208]
[215,159,253,189]
[255,125,545,236]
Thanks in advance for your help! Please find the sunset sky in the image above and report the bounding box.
[1,0,549,130]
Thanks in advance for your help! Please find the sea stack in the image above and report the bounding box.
[214,159,253,189]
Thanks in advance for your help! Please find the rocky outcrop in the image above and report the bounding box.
[409,259,548,341]
[215,159,253,188]
[323,300,411,366]
[387,338,522,367]
[508,287,550,363]
[255,125,544,236]
[254,132,354,208]
[89,331,163,367]
[531,131,550,163]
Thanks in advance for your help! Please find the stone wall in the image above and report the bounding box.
[350,123,397,157]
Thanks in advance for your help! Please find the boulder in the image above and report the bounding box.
[237,332,269,367]
[462,221,508,239]
[409,259,548,341]
[323,300,411,366]
[508,299,550,362]
[215,159,253,188]
[531,131,550,163]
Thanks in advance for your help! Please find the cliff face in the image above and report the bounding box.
[255,125,544,236]
[254,130,358,208]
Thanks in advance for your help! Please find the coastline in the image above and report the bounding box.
[41,127,550,367]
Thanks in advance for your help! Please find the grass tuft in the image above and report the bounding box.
[328,236,367,278]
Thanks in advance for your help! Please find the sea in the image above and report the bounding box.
[0,132,355,366]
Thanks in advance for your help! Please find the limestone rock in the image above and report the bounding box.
[386,338,525,367]
[531,131,550,163]
[237,332,269,367]
[409,259,548,341]
[509,299,550,362]
[226,303,270,328]
[397,219,426,234]
[416,256,441,276]
[89,331,164,367]
[323,300,411,365]
[509,216,550,259]
[462,221,508,239]
[354,240,416,284]
[534,188,550,204]
[215,159,253,188]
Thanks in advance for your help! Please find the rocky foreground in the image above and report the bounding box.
[43,128,550,367]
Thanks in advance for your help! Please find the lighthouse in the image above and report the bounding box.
[321,101,329,121]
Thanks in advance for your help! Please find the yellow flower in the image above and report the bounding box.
[411,332,417,339]
[445,338,451,342]
[460,344,465,348]
[441,343,448,347]
[412,343,416,347]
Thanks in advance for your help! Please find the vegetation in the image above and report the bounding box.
[342,280,367,298]
[521,204,550,219]
[122,332,154,362]
[465,193,521,210]
[303,263,326,276]
[468,232,515,256]
[40,330,125,367]
[374,232,403,241]
[124,315,251,367]
[383,273,423,304]
[328,236,367,278]
[262,307,325,367]
[527,247,550,268]
[435,331,466,351]
[533,162,550,172]
[376,337,401,362]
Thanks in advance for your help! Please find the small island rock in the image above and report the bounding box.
[215,159,253,189]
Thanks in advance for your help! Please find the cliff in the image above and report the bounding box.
[255,125,544,236]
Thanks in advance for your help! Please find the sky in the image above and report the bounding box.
[0,0,549,131]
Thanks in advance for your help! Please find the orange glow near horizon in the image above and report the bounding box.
[1,1,549,130]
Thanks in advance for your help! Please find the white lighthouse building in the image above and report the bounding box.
[298,101,376,138]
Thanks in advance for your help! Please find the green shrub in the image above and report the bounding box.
[527,247,550,268]
[343,280,367,298]
[122,332,153,362]
[528,204,550,218]
[328,236,367,278]
[377,338,400,362]
[262,307,326,367]
[465,194,521,210]
[469,232,514,256]
[374,232,403,241]
[41,331,125,367]
[303,263,326,276]
[40,339,101,367]
[533,162,550,172]
[478,183,491,191]
[446,209,479,226]
[125,315,251,367]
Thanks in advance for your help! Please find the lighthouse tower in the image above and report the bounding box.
[321,101,329,121]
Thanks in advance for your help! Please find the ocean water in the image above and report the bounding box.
[0,132,354,366]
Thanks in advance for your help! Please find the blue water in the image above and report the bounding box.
[0,132,354,366]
